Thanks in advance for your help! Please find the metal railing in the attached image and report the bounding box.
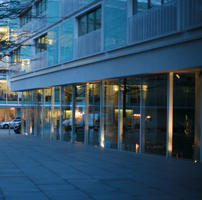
[75,29,102,58]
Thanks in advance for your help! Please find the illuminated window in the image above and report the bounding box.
[35,34,47,54]
[78,7,101,36]
[36,0,48,16]
[20,8,32,27]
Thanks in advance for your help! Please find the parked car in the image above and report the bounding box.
[0,118,21,129]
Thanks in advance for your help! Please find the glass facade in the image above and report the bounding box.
[75,84,86,144]
[104,0,127,50]
[88,83,100,146]
[102,80,119,149]
[62,85,72,142]
[173,73,195,159]
[60,19,74,63]
[48,27,59,66]
[20,72,200,161]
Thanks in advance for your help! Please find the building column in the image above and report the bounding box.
[166,72,174,158]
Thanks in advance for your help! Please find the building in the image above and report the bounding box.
[0,19,21,122]
[9,0,202,161]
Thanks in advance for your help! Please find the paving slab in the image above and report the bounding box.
[0,133,201,200]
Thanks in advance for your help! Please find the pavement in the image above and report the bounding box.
[0,131,201,200]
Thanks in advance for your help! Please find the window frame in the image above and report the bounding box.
[35,34,48,54]
[78,6,101,37]
[19,8,32,27]
[132,0,170,15]
[36,0,48,16]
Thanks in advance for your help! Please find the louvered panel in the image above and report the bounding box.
[75,30,101,58]
[128,1,177,44]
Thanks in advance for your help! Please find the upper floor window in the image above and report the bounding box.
[78,7,101,36]
[11,48,21,63]
[35,34,47,54]
[133,0,172,15]
[20,8,32,27]
[36,0,48,16]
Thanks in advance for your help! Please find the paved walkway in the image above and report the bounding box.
[0,133,201,200]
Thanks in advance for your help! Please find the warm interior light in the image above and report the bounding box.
[134,113,141,118]
[176,74,180,79]
[136,143,139,153]
[101,135,104,148]
[146,115,151,119]
[142,85,148,91]
[113,85,119,92]
[75,110,84,120]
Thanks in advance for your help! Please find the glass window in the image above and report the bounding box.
[79,15,87,36]
[87,12,95,33]
[151,0,162,7]
[103,80,119,149]
[43,88,51,140]
[75,85,86,144]
[141,74,167,155]
[20,9,32,27]
[95,8,101,30]
[133,0,149,14]
[36,0,47,16]
[120,78,141,152]
[52,87,61,140]
[78,7,101,36]
[88,83,100,146]
[173,73,195,159]
[35,34,47,54]
[62,86,72,142]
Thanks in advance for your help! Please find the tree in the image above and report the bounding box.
[0,0,32,63]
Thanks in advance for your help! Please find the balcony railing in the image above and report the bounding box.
[128,1,177,44]
[32,51,48,71]
[75,29,102,58]
[128,0,202,45]
[181,0,202,30]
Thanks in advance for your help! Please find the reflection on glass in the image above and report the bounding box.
[75,85,86,144]
[88,83,100,146]
[87,12,94,32]
[35,90,43,136]
[120,78,141,152]
[62,86,72,142]
[52,87,60,140]
[133,0,148,14]
[103,81,118,149]
[151,0,162,7]
[43,88,51,139]
[95,8,101,29]
[79,15,87,36]
[141,74,167,155]
[173,73,195,159]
